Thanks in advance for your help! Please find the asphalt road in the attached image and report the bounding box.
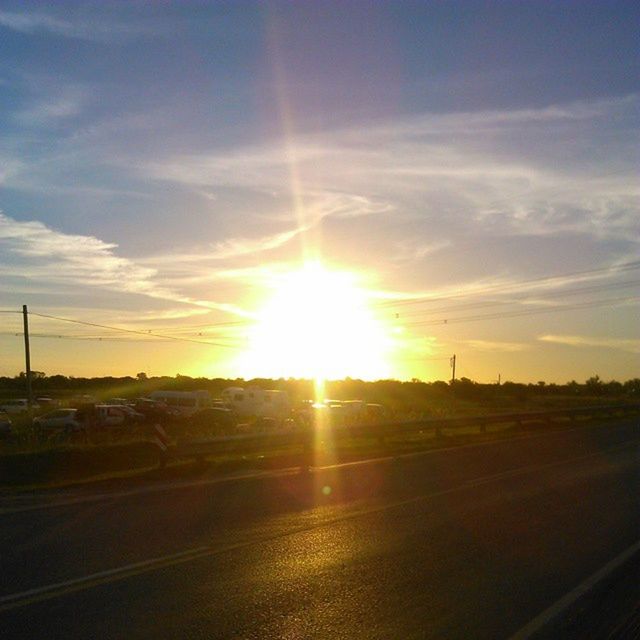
[1,419,638,639]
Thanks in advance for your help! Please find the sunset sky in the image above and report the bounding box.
[1,1,638,383]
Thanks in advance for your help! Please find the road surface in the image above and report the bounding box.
[1,419,638,639]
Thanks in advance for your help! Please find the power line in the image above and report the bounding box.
[375,260,640,309]
[400,294,640,328]
[117,319,251,333]
[0,332,170,342]
[0,332,228,344]
[27,312,243,349]
[390,279,640,320]
[1,329,248,343]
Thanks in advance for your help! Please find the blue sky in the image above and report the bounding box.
[0,1,638,381]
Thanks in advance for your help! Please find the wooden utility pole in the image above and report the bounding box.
[22,304,33,409]
[450,354,456,384]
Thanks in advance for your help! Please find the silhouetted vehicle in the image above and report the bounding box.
[0,411,12,439]
[68,395,98,407]
[133,398,179,423]
[107,405,145,424]
[0,399,37,414]
[36,397,58,408]
[34,409,86,442]
[148,390,213,416]
[34,408,81,430]
[106,397,130,406]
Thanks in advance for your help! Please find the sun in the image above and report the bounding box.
[236,262,391,382]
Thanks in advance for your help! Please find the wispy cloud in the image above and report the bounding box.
[0,213,249,318]
[139,191,392,267]
[142,94,639,250]
[0,9,152,42]
[2,93,638,333]
[372,94,639,136]
[538,334,640,353]
[15,88,87,125]
[464,339,531,353]
[0,212,163,294]
[392,239,452,263]
[209,227,305,261]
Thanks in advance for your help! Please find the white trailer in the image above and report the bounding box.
[148,390,212,416]
[221,386,291,419]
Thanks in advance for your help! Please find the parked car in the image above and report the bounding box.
[69,395,98,407]
[34,409,82,432]
[77,405,128,428]
[0,411,12,439]
[133,398,179,421]
[36,397,58,408]
[108,405,145,424]
[0,399,39,414]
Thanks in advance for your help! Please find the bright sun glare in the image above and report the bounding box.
[237,263,390,382]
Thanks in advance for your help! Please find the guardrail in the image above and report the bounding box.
[159,403,640,468]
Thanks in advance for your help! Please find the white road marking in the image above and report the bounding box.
[0,441,635,613]
[0,546,210,606]
[508,540,640,639]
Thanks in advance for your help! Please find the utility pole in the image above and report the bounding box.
[22,304,33,410]
[450,354,456,385]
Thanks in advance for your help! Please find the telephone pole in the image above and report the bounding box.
[22,305,33,409]
[450,354,456,384]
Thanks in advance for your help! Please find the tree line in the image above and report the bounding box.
[1,373,638,414]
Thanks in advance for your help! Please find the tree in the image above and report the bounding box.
[585,375,604,395]
[136,372,148,381]
[623,378,640,396]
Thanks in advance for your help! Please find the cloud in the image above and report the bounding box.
[15,89,87,125]
[370,94,639,137]
[208,228,305,261]
[0,212,162,294]
[0,213,249,318]
[141,94,638,249]
[2,92,638,330]
[464,339,531,353]
[538,334,640,354]
[0,9,151,42]
[139,191,392,267]
[392,239,452,263]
